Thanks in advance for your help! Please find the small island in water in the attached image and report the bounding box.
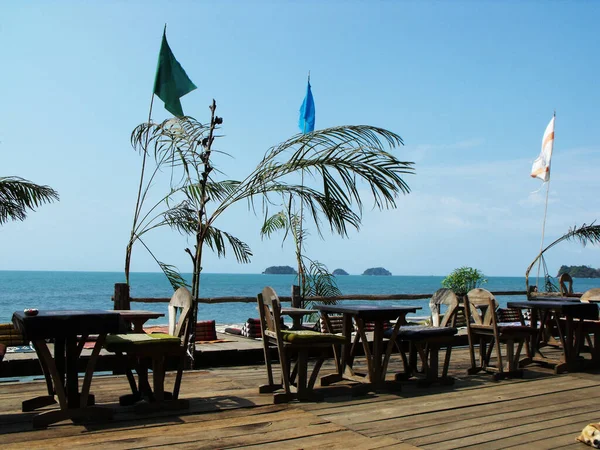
[263,265,297,275]
[362,267,392,276]
[332,268,349,276]
[557,265,600,278]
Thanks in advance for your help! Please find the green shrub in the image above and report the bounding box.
[441,267,487,296]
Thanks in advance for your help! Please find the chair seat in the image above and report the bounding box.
[105,333,181,352]
[279,329,345,344]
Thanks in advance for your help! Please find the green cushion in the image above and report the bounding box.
[280,330,345,344]
[104,333,181,352]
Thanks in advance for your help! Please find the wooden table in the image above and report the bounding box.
[507,300,599,374]
[12,309,122,428]
[316,304,419,391]
[115,310,165,333]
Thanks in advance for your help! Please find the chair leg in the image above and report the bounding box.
[308,353,326,390]
[152,356,165,402]
[467,331,478,374]
[494,337,504,374]
[296,351,308,400]
[441,343,454,384]
[505,340,514,373]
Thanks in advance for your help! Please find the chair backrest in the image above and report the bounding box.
[168,287,193,338]
[496,307,525,324]
[257,286,285,340]
[429,288,462,327]
[581,288,600,303]
[465,288,498,326]
[559,273,574,296]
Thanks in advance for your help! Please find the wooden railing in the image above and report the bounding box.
[113,283,527,309]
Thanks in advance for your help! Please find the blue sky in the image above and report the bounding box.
[1,1,600,277]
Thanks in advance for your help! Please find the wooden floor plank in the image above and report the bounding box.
[1,346,598,450]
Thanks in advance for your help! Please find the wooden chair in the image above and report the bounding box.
[465,288,532,380]
[430,288,465,328]
[389,288,459,386]
[581,288,600,303]
[559,273,574,296]
[257,286,345,403]
[578,289,600,362]
[104,287,193,411]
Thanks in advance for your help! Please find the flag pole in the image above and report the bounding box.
[535,111,556,289]
[125,25,163,284]
[298,71,310,295]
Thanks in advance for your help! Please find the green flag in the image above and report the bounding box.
[153,29,197,117]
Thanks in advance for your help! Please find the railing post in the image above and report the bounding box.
[114,283,130,310]
[291,285,303,330]
[291,285,301,308]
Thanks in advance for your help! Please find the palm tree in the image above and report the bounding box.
[125,99,414,361]
[525,223,600,293]
[0,176,59,225]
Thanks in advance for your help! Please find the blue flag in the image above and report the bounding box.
[298,80,315,133]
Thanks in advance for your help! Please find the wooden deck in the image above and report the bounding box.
[1,347,599,449]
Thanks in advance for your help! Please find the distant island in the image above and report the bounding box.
[332,268,349,276]
[362,267,391,276]
[557,265,600,278]
[263,265,297,275]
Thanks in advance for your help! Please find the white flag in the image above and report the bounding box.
[531,116,555,182]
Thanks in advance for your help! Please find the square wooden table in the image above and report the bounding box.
[507,300,599,373]
[315,304,419,391]
[12,309,122,428]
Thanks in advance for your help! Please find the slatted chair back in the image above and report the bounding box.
[559,273,574,296]
[168,287,193,339]
[496,307,525,325]
[581,288,600,303]
[429,288,462,327]
[320,315,344,334]
[464,288,498,326]
[258,286,285,341]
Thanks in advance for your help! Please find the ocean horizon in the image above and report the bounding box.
[2,270,599,327]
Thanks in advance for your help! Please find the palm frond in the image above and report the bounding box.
[162,202,197,235]
[134,237,190,290]
[213,125,413,237]
[525,222,600,290]
[157,261,190,290]
[203,180,241,203]
[301,259,341,309]
[0,177,59,224]
[260,211,289,239]
[203,226,253,264]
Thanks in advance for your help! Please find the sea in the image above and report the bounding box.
[2,271,600,328]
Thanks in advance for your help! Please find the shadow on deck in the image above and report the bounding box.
[1,346,599,449]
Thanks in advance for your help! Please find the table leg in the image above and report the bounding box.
[80,334,106,407]
[65,337,79,409]
[132,320,144,333]
[372,320,384,385]
[22,340,58,412]
[381,317,403,382]
[321,312,351,386]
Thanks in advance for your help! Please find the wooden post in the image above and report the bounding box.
[291,285,301,308]
[291,285,302,330]
[114,283,130,310]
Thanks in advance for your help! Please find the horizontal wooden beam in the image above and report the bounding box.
[122,290,527,304]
